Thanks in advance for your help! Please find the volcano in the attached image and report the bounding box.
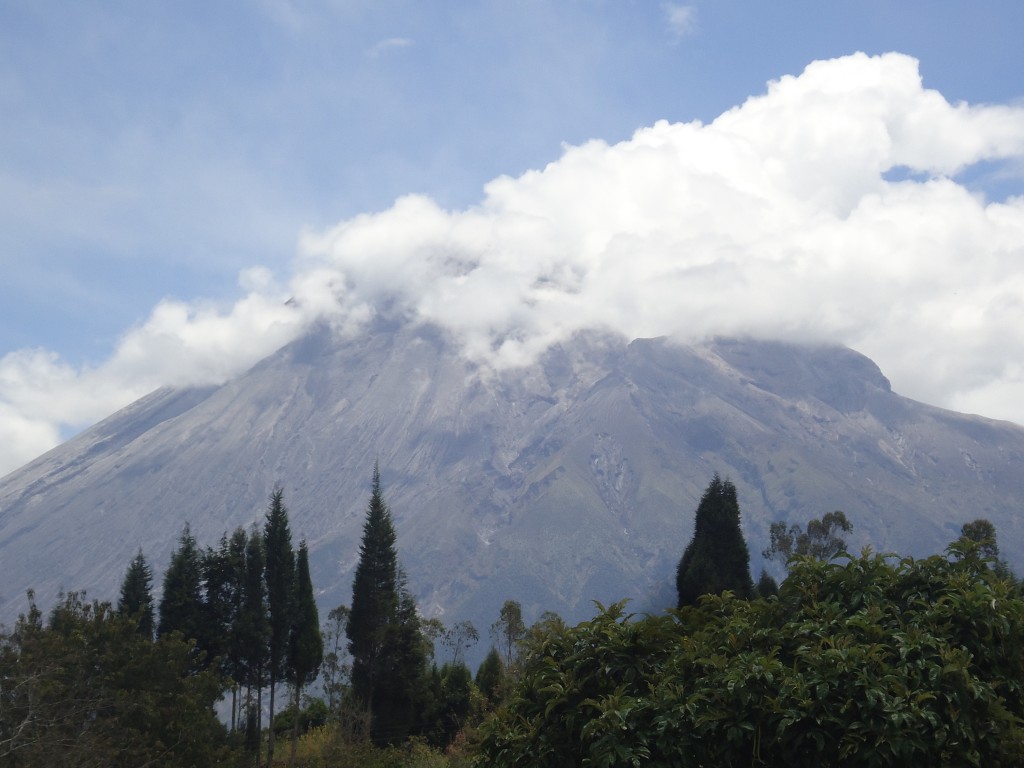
[2,321,1023,649]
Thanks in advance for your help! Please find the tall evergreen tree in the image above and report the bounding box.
[201,534,236,673]
[374,572,430,743]
[287,540,323,763]
[223,526,250,732]
[158,525,206,667]
[238,526,270,758]
[475,646,504,703]
[348,464,399,714]
[335,466,435,745]
[117,549,154,638]
[676,474,754,608]
[263,487,295,766]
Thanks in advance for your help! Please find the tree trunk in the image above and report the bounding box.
[267,678,276,766]
[290,675,303,767]
[255,679,263,768]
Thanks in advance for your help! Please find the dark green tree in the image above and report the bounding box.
[475,646,504,703]
[347,463,400,730]
[263,487,295,766]
[237,525,270,753]
[346,464,430,745]
[117,549,154,638]
[756,568,779,598]
[158,525,206,667]
[676,474,754,608]
[287,540,323,762]
[479,548,1024,767]
[378,575,431,742]
[200,534,236,675]
[0,591,223,766]
[432,661,473,748]
[954,518,1013,579]
[959,518,999,558]
[222,526,251,732]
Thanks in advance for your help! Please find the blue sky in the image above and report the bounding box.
[2,1,1024,474]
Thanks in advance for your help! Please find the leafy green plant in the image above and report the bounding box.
[476,549,1024,767]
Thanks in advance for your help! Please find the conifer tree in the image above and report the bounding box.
[756,568,779,598]
[238,526,270,755]
[263,487,295,765]
[475,646,504,703]
[676,474,754,608]
[348,463,433,744]
[117,549,154,638]
[158,525,206,667]
[374,574,430,743]
[348,464,399,716]
[201,534,236,674]
[287,540,322,763]
[223,526,250,732]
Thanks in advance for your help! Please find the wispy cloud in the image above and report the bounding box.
[3,52,1024,476]
[367,37,414,58]
[663,3,697,39]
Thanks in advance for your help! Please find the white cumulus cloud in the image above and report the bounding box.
[2,51,1024,477]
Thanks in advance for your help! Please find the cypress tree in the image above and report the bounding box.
[375,573,430,743]
[238,526,270,760]
[348,465,399,705]
[158,525,206,665]
[476,646,504,703]
[263,488,295,766]
[756,568,779,598]
[201,534,236,674]
[287,540,323,762]
[676,474,754,608]
[347,463,402,742]
[117,549,154,638]
[223,526,250,732]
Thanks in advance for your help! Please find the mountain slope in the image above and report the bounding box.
[2,323,1022,644]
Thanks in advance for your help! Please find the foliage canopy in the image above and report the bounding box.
[676,474,754,607]
[478,545,1024,767]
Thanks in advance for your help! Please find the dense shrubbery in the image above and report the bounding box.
[477,544,1024,767]
[0,592,225,766]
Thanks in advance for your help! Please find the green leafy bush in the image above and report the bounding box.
[476,547,1024,767]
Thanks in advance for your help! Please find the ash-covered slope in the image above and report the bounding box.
[2,322,1023,640]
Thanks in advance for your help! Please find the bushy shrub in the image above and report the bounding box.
[477,547,1024,767]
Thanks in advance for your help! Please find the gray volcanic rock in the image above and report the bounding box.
[2,322,1023,653]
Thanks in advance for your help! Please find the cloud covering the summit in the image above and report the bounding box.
[2,52,1024,474]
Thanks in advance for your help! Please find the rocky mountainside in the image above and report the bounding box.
[2,321,1023,645]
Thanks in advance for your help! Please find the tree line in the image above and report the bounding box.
[0,464,523,766]
[1,468,1020,767]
